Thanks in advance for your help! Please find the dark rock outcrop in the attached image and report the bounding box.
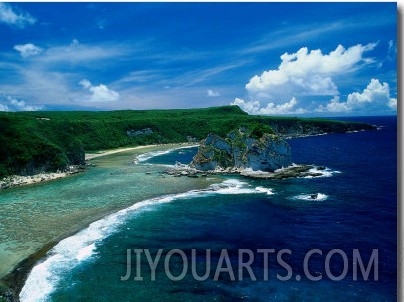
[126,128,153,137]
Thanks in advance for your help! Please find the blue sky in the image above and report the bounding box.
[0,2,397,116]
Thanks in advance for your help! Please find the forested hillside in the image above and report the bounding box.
[0,106,375,178]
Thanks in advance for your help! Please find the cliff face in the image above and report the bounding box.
[266,119,376,138]
[12,142,85,176]
[191,129,292,172]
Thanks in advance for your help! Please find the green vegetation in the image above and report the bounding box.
[0,105,375,178]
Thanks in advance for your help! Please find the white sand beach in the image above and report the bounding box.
[0,143,194,190]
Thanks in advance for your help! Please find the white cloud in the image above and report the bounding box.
[387,40,396,61]
[0,40,131,109]
[231,97,306,115]
[14,43,43,58]
[207,89,220,97]
[388,40,394,51]
[2,96,43,111]
[317,96,349,113]
[79,79,120,102]
[0,103,11,111]
[35,40,131,66]
[18,69,73,104]
[0,3,36,28]
[246,43,377,101]
[241,22,346,56]
[183,63,243,87]
[80,79,92,89]
[316,79,397,113]
[229,43,395,116]
[388,98,397,110]
[232,98,261,113]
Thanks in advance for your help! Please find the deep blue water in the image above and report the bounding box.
[21,116,397,301]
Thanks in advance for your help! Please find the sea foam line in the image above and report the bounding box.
[19,178,271,302]
[135,145,198,164]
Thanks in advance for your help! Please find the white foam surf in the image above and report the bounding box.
[293,193,328,201]
[135,149,173,163]
[19,178,271,301]
[135,145,198,164]
[274,163,300,173]
[209,179,260,195]
[302,167,341,178]
[255,186,275,195]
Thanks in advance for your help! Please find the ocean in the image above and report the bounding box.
[19,116,397,301]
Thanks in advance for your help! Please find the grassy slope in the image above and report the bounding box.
[0,105,375,178]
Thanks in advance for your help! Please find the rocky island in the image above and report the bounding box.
[191,127,292,172]
[164,126,329,180]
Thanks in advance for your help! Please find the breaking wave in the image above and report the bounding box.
[19,178,272,302]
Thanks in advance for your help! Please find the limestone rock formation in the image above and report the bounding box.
[191,128,292,172]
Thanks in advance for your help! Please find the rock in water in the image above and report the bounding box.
[191,129,292,172]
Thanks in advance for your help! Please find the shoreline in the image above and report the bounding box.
[1,241,58,302]
[0,167,85,190]
[85,144,158,160]
[85,142,196,160]
[0,142,198,301]
[1,127,374,191]
[0,132,365,300]
[0,143,192,191]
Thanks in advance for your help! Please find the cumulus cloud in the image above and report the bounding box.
[0,3,36,28]
[229,43,397,116]
[79,79,120,102]
[316,79,397,113]
[207,89,220,97]
[232,97,306,115]
[231,98,261,114]
[1,96,43,111]
[246,43,377,101]
[14,43,43,58]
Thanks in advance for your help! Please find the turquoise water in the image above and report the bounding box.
[11,116,399,301]
[0,145,218,278]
